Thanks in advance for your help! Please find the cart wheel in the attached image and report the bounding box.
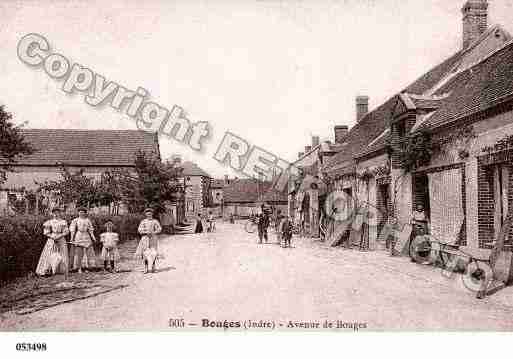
[409,235,433,264]
[245,221,256,234]
[462,260,493,296]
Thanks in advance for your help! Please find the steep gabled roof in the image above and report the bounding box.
[180,161,211,178]
[222,178,288,204]
[324,24,511,171]
[223,178,267,203]
[258,187,288,203]
[211,179,226,188]
[417,40,513,131]
[15,129,159,166]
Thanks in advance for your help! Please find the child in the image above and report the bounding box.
[194,213,204,233]
[281,216,293,248]
[207,211,215,232]
[69,207,97,273]
[100,220,120,272]
[135,208,162,273]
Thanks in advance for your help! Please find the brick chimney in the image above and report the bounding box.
[462,0,488,49]
[312,136,320,148]
[356,96,369,123]
[334,125,348,144]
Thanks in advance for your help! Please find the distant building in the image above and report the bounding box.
[179,161,212,217]
[0,129,160,215]
[288,136,344,238]
[210,178,226,206]
[223,178,287,218]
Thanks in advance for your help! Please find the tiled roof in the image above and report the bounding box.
[326,163,356,178]
[407,95,443,110]
[325,27,511,169]
[418,40,513,131]
[180,161,211,178]
[211,179,226,188]
[258,187,288,203]
[323,97,399,171]
[223,179,274,203]
[355,133,390,159]
[14,129,159,166]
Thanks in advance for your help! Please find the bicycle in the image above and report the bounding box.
[244,216,258,233]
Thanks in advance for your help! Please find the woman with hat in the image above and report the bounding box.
[69,207,97,273]
[135,207,162,273]
[36,207,70,278]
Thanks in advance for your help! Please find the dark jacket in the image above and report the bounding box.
[257,213,270,228]
[195,219,204,233]
[281,219,293,238]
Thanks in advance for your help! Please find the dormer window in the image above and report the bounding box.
[396,120,406,138]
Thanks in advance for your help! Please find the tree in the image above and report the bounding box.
[0,105,34,184]
[37,166,98,210]
[115,150,183,214]
[37,150,183,214]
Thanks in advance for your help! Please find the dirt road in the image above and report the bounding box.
[2,222,513,331]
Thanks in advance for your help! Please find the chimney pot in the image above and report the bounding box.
[462,0,488,49]
[356,96,369,123]
[312,136,320,148]
[334,125,349,144]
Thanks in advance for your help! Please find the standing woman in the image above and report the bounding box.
[36,208,70,278]
[194,213,204,234]
[135,208,162,273]
[69,207,97,273]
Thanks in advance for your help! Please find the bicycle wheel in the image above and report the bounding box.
[245,221,256,234]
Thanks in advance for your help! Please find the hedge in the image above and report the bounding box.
[0,213,144,284]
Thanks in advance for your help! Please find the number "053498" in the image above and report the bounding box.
[16,343,47,351]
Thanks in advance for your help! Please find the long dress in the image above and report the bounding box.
[35,218,69,276]
[134,218,162,259]
[194,219,203,233]
[100,232,120,260]
[69,217,96,267]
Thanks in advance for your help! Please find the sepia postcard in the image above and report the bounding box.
[1,0,513,356]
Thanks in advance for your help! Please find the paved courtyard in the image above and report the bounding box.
[2,221,513,331]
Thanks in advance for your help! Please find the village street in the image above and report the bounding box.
[2,221,513,331]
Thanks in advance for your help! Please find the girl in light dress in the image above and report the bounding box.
[36,208,70,278]
[100,219,120,272]
[69,207,97,273]
[134,208,162,273]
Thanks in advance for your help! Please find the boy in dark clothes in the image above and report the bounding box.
[281,216,293,248]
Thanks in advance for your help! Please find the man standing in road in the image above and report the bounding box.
[257,206,270,244]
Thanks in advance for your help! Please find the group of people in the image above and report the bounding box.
[36,206,163,280]
[194,211,216,233]
[254,206,293,248]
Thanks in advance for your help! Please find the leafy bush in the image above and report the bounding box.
[0,213,144,284]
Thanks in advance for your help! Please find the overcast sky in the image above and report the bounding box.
[1,0,513,178]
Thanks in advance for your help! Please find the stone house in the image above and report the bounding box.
[223,178,287,218]
[179,161,212,218]
[288,132,345,238]
[323,0,513,261]
[0,129,160,215]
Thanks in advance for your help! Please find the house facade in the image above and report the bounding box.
[0,129,160,215]
[222,178,287,218]
[288,133,345,238]
[179,161,212,218]
[323,0,513,265]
